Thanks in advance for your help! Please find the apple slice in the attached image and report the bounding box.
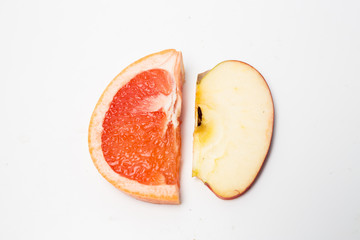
[193,61,274,199]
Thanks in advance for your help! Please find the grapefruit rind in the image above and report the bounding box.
[89,49,183,204]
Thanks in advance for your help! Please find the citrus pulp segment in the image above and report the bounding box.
[89,49,183,204]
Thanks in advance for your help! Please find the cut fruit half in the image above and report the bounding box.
[89,49,184,204]
[193,60,274,199]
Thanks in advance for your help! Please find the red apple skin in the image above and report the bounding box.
[199,60,275,200]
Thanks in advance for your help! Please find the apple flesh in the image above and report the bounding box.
[193,61,274,199]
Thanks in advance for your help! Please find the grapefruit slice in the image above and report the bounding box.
[89,49,184,204]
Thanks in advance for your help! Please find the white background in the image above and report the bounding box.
[1,0,360,239]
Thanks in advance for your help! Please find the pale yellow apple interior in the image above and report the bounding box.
[193,61,274,198]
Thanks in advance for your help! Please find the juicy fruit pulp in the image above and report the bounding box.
[102,69,180,186]
[89,49,182,204]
